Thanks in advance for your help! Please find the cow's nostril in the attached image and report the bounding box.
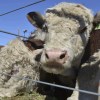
[45,50,67,61]
[45,53,49,59]
[59,53,66,59]
[35,52,42,62]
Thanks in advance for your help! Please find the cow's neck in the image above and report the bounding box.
[81,29,100,65]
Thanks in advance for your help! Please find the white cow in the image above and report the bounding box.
[0,38,42,97]
[28,2,94,100]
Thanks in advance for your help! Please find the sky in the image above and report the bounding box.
[0,0,100,45]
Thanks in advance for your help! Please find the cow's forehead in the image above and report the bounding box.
[45,2,93,32]
[47,17,80,35]
[42,2,94,46]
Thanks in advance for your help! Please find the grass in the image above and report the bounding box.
[1,92,57,100]
[1,92,46,100]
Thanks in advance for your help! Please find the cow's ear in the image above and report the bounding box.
[93,12,100,27]
[27,12,48,31]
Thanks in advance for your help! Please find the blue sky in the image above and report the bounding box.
[0,0,100,45]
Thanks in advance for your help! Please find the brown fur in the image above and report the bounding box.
[81,29,100,64]
[0,46,4,50]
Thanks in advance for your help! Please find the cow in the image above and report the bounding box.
[27,2,94,100]
[67,13,100,100]
[67,29,100,100]
[0,36,45,97]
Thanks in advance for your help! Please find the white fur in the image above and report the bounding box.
[0,38,41,97]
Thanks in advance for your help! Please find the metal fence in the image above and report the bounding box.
[0,0,45,16]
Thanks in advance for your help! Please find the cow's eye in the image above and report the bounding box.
[79,27,87,33]
[28,39,44,49]
[42,22,48,33]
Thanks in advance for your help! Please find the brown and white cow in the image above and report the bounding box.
[27,2,94,100]
[67,13,100,100]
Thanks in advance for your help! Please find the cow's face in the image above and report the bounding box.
[40,26,89,76]
[28,3,93,76]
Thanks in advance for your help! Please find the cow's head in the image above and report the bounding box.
[28,3,94,77]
